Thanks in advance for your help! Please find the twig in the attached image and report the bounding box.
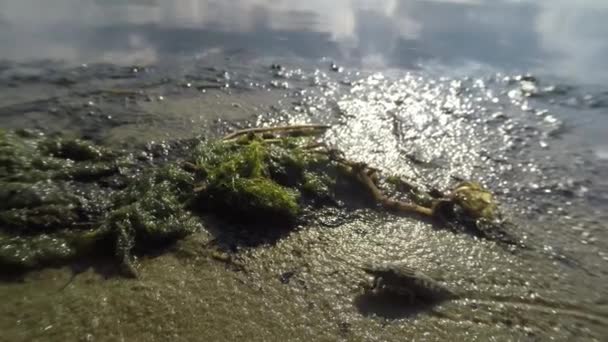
[222,127,434,216]
[222,124,331,141]
[353,166,434,217]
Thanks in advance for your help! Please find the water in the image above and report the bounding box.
[0,1,607,79]
[1,1,607,341]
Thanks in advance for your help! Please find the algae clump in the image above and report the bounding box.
[0,229,107,269]
[0,126,510,277]
[0,130,126,271]
[190,136,335,223]
[0,129,332,274]
[0,129,204,275]
[100,165,200,276]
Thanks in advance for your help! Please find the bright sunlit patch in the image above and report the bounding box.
[594,146,608,160]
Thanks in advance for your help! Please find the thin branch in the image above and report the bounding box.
[353,165,434,217]
[222,124,331,141]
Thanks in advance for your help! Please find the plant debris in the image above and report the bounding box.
[0,125,515,276]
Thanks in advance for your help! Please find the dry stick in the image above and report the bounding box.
[303,141,326,150]
[310,146,432,215]
[222,124,331,141]
[353,166,434,217]
[313,148,384,178]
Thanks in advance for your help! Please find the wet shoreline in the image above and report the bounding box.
[1,58,607,340]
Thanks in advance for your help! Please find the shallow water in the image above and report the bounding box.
[1,1,607,341]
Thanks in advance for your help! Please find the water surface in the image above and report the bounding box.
[1,1,607,341]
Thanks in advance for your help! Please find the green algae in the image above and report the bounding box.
[204,177,300,222]
[0,181,74,210]
[0,229,108,269]
[100,165,200,276]
[190,136,336,223]
[0,129,128,183]
[0,129,314,274]
[38,137,114,162]
[301,171,332,198]
[0,205,80,233]
[0,130,121,272]
[0,128,508,276]
[0,153,201,275]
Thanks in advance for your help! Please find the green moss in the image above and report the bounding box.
[1,126,508,278]
[0,129,204,275]
[301,171,332,198]
[100,165,200,276]
[0,130,47,181]
[206,177,300,222]
[0,130,126,272]
[266,139,324,185]
[195,138,269,181]
[0,163,199,275]
[191,137,335,223]
[0,205,80,233]
[0,129,124,183]
[0,229,108,270]
[0,182,71,210]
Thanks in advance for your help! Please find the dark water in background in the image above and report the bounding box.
[1,1,608,341]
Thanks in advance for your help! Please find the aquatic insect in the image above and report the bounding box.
[362,261,457,303]
[360,261,608,327]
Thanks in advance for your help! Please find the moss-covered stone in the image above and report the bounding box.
[451,181,498,221]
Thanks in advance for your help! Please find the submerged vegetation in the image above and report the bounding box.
[0,125,512,277]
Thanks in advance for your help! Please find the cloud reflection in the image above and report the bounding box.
[0,0,606,83]
[534,0,608,84]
